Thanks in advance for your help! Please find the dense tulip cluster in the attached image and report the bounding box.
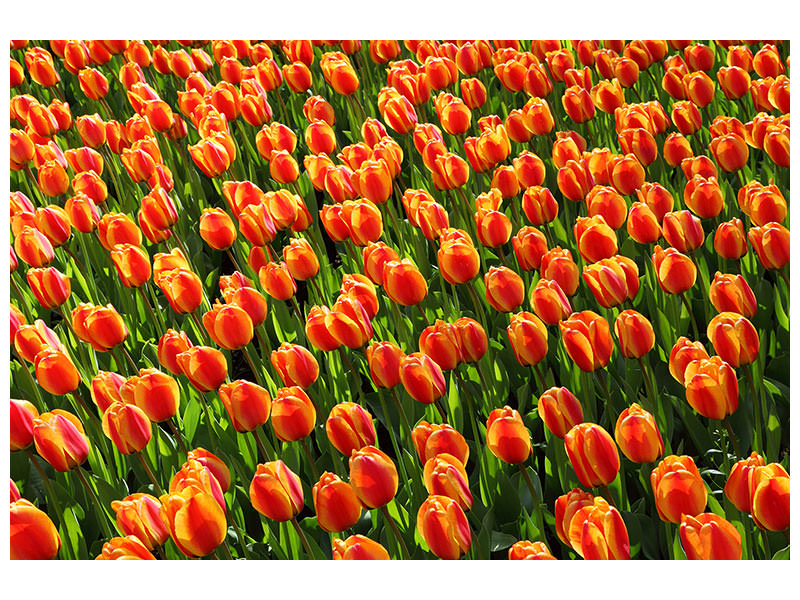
[9,38,789,562]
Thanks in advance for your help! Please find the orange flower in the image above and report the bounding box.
[680,513,742,560]
[559,311,614,372]
[708,273,757,317]
[332,534,390,560]
[160,486,227,558]
[438,231,480,284]
[651,455,708,523]
[707,312,760,367]
[111,493,170,550]
[417,495,471,560]
[418,320,462,371]
[508,540,557,560]
[484,266,525,313]
[581,255,639,309]
[683,356,739,420]
[10,499,61,560]
[751,463,790,531]
[566,496,630,559]
[32,409,90,472]
[614,404,664,463]
[313,472,363,533]
[412,421,469,466]
[33,349,81,396]
[176,346,228,392]
[349,445,398,509]
[506,311,548,367]
[651,245,697,294]
[326,401,376,457]
[383,259,428,305]
[565,423,620,487]
[95,535,156,560]
[102,401,152,455]
[218,380,271,433]
[574,215,618,263]
[614,310,655,359]
[486,406,532,464]
[270,386,316,442]
[25,267,70,309]
[538,386,584,439]
[747,222,789,271]
[541,247,580,295]
[423,453,473,511]
[724,452,766,513]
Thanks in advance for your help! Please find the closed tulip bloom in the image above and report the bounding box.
[327,294,373,348]
[417,495,471,560]
[126,368,180,423]
[554,488,596,546]
[65,193,100,233]
[97,212,142,250]
[80,303,129,352]
[10,399,39,452]
[14,226,54,268]
[680,513,742,560]
[34,205,71,247]
[683,356,739,420]
[541,247,580,296]
[739,183,787,227]
[219,380,271,433]
[538,387,583,439]
[157,329,193,375]
[438,235,480,285]
[668,337,710,384]
[684,175,724,219]
[614,310,655,359]
[270,343,319,389]
[585,186,627,230]
[521,186,558,225]
[383,259,428,305]
[418,320,462,371]
[662,210,704,254]
[326,401,376,456]
[305,306,340,352]
[111,493,170,550]
[574,216,618,264]
[506,311,548,367]
[365,341,405,389]
[753,44,784,78]
[511,226,548,273]
[238,202,277,247]
[452,317,487,364]
[198,208,236,250]
[566,495,630,560]
[560,311,614,372]
[349,445,398,509]
[557,159,594,202]
[95,535,156,560]
[652,245,697,294]
[10,499,61,560]
[361,242,398,286]
[109,244,151,289]
[34,349,80,396]
[626,202,662,244]
[32,409,89,472]
[156,268,203,314]
[562,85,595,123]
[203,303,254,351]
[283,238,319,281]
[651,455,708,523]
[582,255,639,309]
[423,453,473,511]
[271,386,316,442]
[708,273,757,317]
[313,472,363,533]
[259,262,297,301]
[748,222,789,271]
[709,133,749,173]
[88,371,125,414]
[14,320,63,363]
[564,423,620,488]
[614,404,664,463]
[399,352,447,405]
[25,266,70,310]
[160,487,227,558]
[177,346,228,392]
[102,401,152,455]
[530,278,571,325]
[508,540,557,560]
[751,464,790,531]
[332,534,390,560]
[412,421,469,466]
[484,266,525,313]
[706,312,759,368]
[184,448,230,494]
[724,452,766,513]
[486,406,532,464]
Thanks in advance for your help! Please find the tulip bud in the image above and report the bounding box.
[506,311,548,367]
[486,406,532,464]
[724,452,766,513]
[418,320,462,371]
[751,463,790,531]
[332,534,390,560]
[651,245,697,295]
[177,346,228,392]
[102,401,152,455]
[10,499,61,560]
[313,472,363,533]
[326,401,376,457]
[748,222,789,271]
[614,310,655,359]
[383,259,428,305]
[565,423,620,487]
[160,487,227,558]
[32,409,90,472]
[34,349,81,396]
[651,455,708,523]
[417,495,471,560]
[679,513,742,560]
[349,446,398,509]
[218,380,271,433]
[614,403,664,464]
[10,399,39,452]
[270,386,316,442]
[559,311,614,372]
[538,387,583,439]
[707,312,759,368]
[566,496,630,559]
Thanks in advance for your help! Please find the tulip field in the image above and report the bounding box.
[9,38,791,561]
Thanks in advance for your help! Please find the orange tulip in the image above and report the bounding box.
[751,464,790,531]
[724,452,766,513]
[554,488,596,547]
[111,493,170,550]
[614,310,655,359]
[438,232,480,284]
[559,311,614,372]
[615,404,664,463]
[25,266,70,310]
[708,273,757,317]
[10,499,61,560]
[95,535,156,560]
[270,386,316,442]
[748,222,789,271]
[582,255,639,309]
[538,387,584,439]
[565,423,620,488]
[326,401,376,457]
[202,302,254,351]
[349,445,398,509]
[10,398,39,452]
[383,259,428,305]
[399,352,447,405]
[486,406,532,464]
[32,409,90,472]
[313,472,363,533]
[156,329,193,376]
[574,216,618,264]
[566,495,630,559]
[412,421,469,466]
[506,311,548,367]
[418,320,462,371]
[332,534,390,560]
[101,401,152,455]
[159,487,227,558]
[14,226,54,268]
[218,380,271,433]
[680,513,742,560]
[33,349,81,396]
[651,455,708,523]
[683,356,739,420]
[652,245,697,295]
[176,346,228,392]
[417,495,471,560]
[423,453,473,511]
[707,312,759,368]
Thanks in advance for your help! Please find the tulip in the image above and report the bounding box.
[383,259,428,305]
[564,423,620,488]
[574,216,618,264]
[418,320,462,371]
[417,495,471,560]
[332,535,390,560]
[724,452,766,513]
[484,266,525,313]
[541,247,580,295]
[538,387,583,439]
[651,455,708,523]
[14,226,54,268]
[557,159,594,202]
[751,464,790,531]
[365,340,405,389]
[652,245,697,295]
[159,486,227,558]
[32,409,90,472]
[184,448,230,494]
[614,403,664,464]
[399,352,447,405]
[14,320,63,363]
[157,329,193,375]
[202,302,254,351]
[554,488,596,546]
[683,356,739,420]
[33,349,81,396]
[349,446,398,509]
[614,310,655,359]
[218,380,271,433]
[25,267,70,310]
[326,402,376,457]
[101,400,152,455]
[310,472,363,534]
[10,499,61,560]
[95,535,156,560]
[521,186,558,225]
[97,212,142,250]
[707,312,760,367]
[270,386,316,442]
[438,233,480,284]
[109,244,151,289]
[582,256,639,309]
[412,421,469,466]
[486,406,532,464]
[559,311,614,372]
[566,496,630,559]
[709,273,757,317]
[111,493,170,550]
[283,238,319,281]
[177,346,228,392]
[198,208,236,250]
[680,513,742,560]
[748,222,789,271]
[506,311,548,367]
[10,399,39,452]
[584,186,627,230]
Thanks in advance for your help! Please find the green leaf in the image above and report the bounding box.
[489,530,517,552]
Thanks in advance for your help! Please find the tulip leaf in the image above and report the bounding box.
[183,399,201,443]
[772,546,790,560]
[489,530,517,552]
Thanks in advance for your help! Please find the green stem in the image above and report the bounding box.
[136,450,164,495]
[518,464,545,538]
[380,504,410,560]
[290,517,315,560]
[75,466,116,541]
